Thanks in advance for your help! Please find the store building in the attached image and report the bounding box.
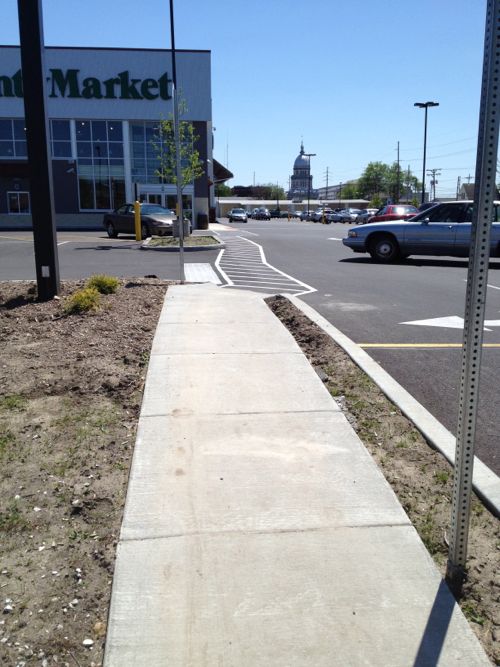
[0,45,213,228]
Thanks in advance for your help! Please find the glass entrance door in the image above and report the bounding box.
[145,193,163,205]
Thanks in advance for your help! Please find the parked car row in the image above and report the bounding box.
[342,201,500,262]
[227,207,304,221]
[226,205,421,226]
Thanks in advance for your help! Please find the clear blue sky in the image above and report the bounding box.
[0,0,489,196]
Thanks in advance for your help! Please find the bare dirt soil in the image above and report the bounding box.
[0,279,168,667]
[267,295,499,666]
[0,281,498,665]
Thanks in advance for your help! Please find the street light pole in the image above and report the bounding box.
[304,152,316,216]
[414,101,439,205]
[169,0,185,283]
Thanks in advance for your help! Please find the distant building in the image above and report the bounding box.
[458,182,500,200]
[288,142,317,201]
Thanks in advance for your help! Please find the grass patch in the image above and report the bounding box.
[0,430,15,457]
[0,394,27,411]
[0,502,29,532]
[148,235,220,247]
[54,407,119,440]
[461,602,486,626]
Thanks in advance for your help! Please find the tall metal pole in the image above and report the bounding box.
[446,0,500,596]
[421,107,428,204]
[169,0,185,283]
[415,101,439,205]
[304,152,316,216]
[17,0,60,300]
[396,141,400,203]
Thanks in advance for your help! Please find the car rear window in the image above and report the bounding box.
[394,206,417,214]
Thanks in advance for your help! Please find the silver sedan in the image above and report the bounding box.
[342,201,500,262]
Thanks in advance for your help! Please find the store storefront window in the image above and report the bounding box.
[76,120,125,210]
[7,191,30,214]
[130,121,163,184]
[50,120,72,158]
[0,119,26,158]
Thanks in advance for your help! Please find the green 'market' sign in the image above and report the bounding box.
[0,69,172,101]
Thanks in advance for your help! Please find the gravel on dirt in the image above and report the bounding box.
[0,278,169,667]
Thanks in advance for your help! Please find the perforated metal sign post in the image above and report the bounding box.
[445,0,500,596]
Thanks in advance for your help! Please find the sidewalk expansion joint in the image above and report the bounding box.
[120,521,412,544]
[140,408,340,419]
[149,351,304,356]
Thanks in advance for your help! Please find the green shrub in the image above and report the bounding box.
[85,274,119,294]
[64,287,101,315]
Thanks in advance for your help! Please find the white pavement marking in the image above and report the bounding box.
[216,235,316,295]
[401,315,500,331]
[237,236,316,296]
[215,249,233,286]
[464,278,500,291]
[328,237,343,241]
[184,263,221,285]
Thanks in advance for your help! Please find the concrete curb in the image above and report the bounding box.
[285,294,500,517]
[140,234,225,252]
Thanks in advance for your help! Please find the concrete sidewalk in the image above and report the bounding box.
[104,284,490,666]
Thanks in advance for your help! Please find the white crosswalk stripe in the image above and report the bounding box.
[216,235,315,295]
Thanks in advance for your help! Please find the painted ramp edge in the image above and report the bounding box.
[286,295,500,518]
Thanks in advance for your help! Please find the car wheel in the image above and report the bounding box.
[141,222,150,239]
[369,234,401,262]
[106,221,118,238]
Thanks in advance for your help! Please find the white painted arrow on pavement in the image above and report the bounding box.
[401,316,500,331]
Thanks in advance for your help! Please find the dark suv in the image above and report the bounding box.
[254,207,271,220]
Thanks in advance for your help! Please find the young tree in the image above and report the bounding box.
[151,111,204,191]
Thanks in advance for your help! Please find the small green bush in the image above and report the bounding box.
[64,287,101,315]
[85,274,119,294]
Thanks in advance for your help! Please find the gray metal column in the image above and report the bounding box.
[446,0,500,595]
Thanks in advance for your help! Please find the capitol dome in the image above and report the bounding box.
[293,143,310,169]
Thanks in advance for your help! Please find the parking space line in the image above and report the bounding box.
[0,235,31,242]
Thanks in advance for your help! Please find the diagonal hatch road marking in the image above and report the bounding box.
[215,235,316,296]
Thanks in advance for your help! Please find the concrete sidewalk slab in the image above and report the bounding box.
[120,412,409,541]
[107,529,488,666]
[104,284,490,666]
[151,320,299,355]
[140,352,337,417]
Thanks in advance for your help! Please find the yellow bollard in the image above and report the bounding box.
[134,201,141,241]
